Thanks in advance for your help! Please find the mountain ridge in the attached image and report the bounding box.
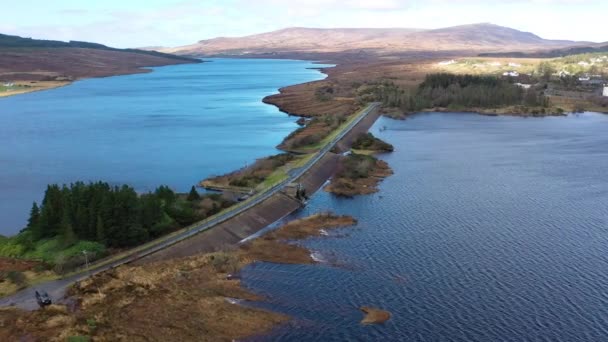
[162,23,594,56]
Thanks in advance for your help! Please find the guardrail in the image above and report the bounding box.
[73,102,380,276]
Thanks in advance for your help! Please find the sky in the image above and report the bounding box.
[0,0,605,48]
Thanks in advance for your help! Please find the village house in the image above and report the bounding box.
[515,83,531,89]
[3,82,14,87]
[604,85,608,97]
[502,71,519,77]
[438,60,456,66]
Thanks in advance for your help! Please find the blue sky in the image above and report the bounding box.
[0,0,605,48]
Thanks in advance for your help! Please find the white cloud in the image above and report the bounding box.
[1,0,605,47]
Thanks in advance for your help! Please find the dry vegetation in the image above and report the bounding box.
[0,258,55,297]
[0,48,195,82]
[351,132,394,153]
[0,214,357,341]
[165,24,585,56]
[325,154,393,197]
[279,113,350,151]
[201,153,296,190]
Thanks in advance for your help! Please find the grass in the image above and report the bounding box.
[0,81,70,98]
[0,237,106,265]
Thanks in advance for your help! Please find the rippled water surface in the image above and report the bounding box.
[0,59,330,235]
[243,112,608,341]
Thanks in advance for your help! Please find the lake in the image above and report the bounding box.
[242,112,608,341]
[0,59,331,235]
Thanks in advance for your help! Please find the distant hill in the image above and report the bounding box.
[0,33,200,82]
[0,33,197,62]
[162,23,592,56]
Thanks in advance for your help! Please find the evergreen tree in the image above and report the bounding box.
[27,202,41,235]
[187,186,201,201]
[60,211,76,247]
[96,214,105,243]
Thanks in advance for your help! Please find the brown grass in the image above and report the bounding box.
[201,153,295,190]
[0,47,195,83]
[325,156,393,197]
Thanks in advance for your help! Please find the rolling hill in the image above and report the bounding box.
[163,23,592,57]
[0,33,200,82]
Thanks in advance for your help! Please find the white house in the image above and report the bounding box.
[603,86,608,97]
[3,82,14,87]
[579,76,591,81]
[438,60,456,66]
[503,71,519,77]
[515,83,532,89]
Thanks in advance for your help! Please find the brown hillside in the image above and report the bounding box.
[163,23,590,56]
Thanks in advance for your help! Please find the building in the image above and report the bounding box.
[438,60,456,66]
[508,62,521,67]
[503,71,519,77]
[515,83,531,89]
[3,82,14,87]
[604,86,608,97]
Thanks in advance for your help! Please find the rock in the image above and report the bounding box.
[360,306,391,324]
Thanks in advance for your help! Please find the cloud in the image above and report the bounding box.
[1,0,605,47]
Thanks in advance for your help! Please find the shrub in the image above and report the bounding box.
[6,271,26,286]
[210,252,239,273]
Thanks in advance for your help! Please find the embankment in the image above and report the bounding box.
[137,106,381,264]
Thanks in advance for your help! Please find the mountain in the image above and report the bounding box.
[0,33,196,62]
[163,23,592,56]
[0,33,200,82]
[161,27,424,55]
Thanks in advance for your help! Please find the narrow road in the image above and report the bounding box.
[0,102,380,310]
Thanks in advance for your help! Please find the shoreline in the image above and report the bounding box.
[0,81,71,98]
[0,214,364,340]
[0,59,201,99]
[0,61,378,304]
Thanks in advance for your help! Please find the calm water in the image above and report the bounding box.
[0,59,331,235]
[243,112,608,341]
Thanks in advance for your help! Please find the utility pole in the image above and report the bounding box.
[82,250,90,274]
[82,250,102,296]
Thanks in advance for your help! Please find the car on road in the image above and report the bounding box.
[35,290,52,307]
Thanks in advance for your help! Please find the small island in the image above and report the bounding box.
[325,153,393,197]
[360,306,392,325]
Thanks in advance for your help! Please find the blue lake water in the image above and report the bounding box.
[242,112,608,341]
[0,59,331,235]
